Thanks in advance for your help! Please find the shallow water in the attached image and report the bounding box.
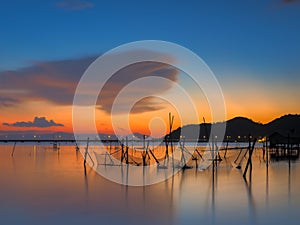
[0,144,299,225]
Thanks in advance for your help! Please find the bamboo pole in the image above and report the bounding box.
[224,140,229,158]
[125,136,129,164]
[84,138,89,166]
[11,141,17,157]
[243,137,257,178]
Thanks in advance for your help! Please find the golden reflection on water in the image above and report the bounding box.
[0,144,299,225]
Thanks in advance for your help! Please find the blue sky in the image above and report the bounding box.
[1,0,300,75]
[0,0,299,133]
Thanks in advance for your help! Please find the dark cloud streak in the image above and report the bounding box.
[0,52,179,114]
[99,61,178,114]
[0,97,20,107]
[56,0,94,10]
[0,56,95,106]
[3,117,64,128]
[281,0,300,4]
[130,97,167,114]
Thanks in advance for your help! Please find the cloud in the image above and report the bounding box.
[3,117,64,128]
[281,0,300,4]
[129,97,168,114]
[0,51,179,114]
[56,0,94,10]
[0,97,20,107]
[0,56,95,106]
[98,61,178,114]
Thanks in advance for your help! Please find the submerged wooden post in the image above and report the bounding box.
[169,112,174,154]
[243,137,257,178]
[288,134,291,169]
[164,113,174,162]
[121,139,124,163]
[211,133,215,166]
[169,113,175,169]
[11,141,17,157]
[84,138,90,166]
[265,137,269,168]
[164,136,169,159]
[224,140,229,158]
[149,149,160,165]
[126,136,129,164]
[142,135,146,166]
[75,142,79,151]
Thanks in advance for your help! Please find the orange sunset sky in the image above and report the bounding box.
[1,61,299,137]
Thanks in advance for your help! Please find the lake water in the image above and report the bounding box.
[0,144,299,225]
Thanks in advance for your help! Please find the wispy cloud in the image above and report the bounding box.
[3,117,64,128]
[56,0,94,10]
[0,56,94,106]
[0,52,179,114]
[0,96,20,107]
[281,0,300,4]
[129,97,167,114]
[98,61,178,114]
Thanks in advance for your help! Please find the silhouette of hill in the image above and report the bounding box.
[264,114,300,136]
[225,117,264,138]
[168,114,300,142]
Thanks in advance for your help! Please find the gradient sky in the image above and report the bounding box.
[0,0,299,135]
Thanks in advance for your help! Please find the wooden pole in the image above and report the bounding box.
[126,136,129,164]
[266,137,269,168]
[243,137,257,178]
[224,140,229,158]
[84,138,90,166]
[142,135,146,166]
[121,139,124,163]
[203,117,209,144]
[11,141,17,157]
[75,142,79,151]
[149,149,160,165]
[169,112,174,155]
[164,136,169,159]
[288,133,291,169]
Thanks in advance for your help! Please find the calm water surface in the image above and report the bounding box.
[0,144,299,225]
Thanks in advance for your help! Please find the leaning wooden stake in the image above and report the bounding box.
[224,140,229,158]
[121,139,124,163]
[169,113,175,169]
[84,138,90,166]
[164,112,174,161]
[11,141,17,157]
[169,112,174,154]
[126,137,129,164]
[243,137,257,178]
[149,149,160,165]
[75,142,79,151]
[83,137,94,167]
[142,135,147,166]
[164,137,169,159]
[265,137,269,168]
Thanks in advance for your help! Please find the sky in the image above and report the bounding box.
[0,0,299,136]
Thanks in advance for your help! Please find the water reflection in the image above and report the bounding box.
[243,171,256,224]
[0,145,299,225]
[265,157,269,208]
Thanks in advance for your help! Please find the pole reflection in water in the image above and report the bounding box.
[265,155,269,208]
[83,162,89,197]
[288,157,291,205]
[211,158,216,224]
[243,168,256,224]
